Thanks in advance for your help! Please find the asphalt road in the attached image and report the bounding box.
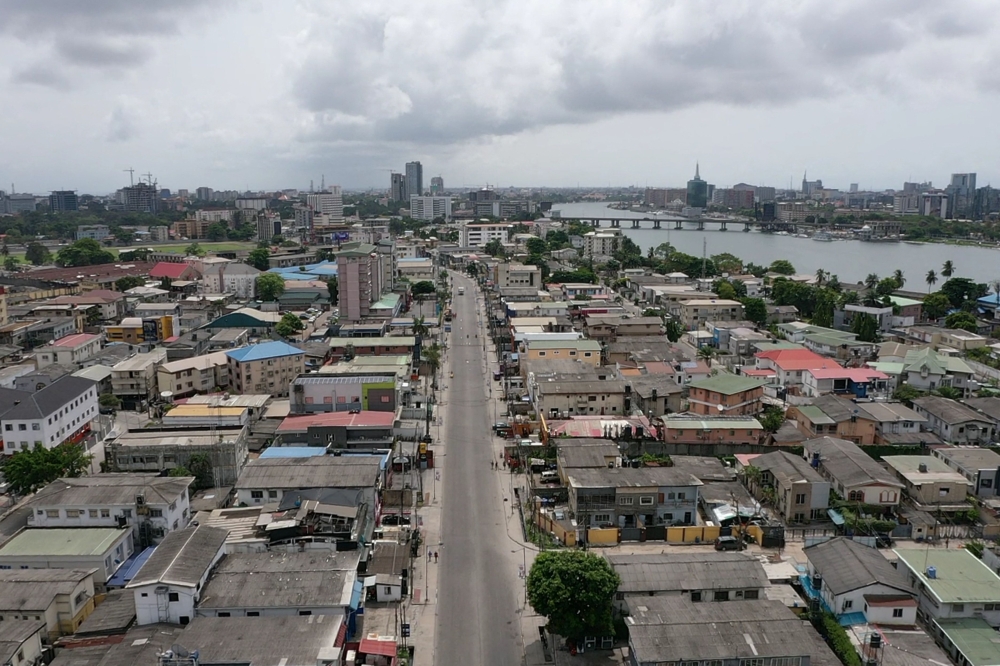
[435,273,523,665]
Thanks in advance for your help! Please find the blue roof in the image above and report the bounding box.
[225,340,304,362]
[106,546,156,588]
[978,294,1000,306]
[259,446,328,459]
[268,261,338,281]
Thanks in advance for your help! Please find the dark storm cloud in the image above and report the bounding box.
[289,0,999,147]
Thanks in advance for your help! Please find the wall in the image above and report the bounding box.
[133,583,197,625]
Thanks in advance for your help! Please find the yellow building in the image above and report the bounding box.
[105,316,175,344]
[522,339,602,366]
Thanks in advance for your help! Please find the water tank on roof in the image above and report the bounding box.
[926,566,937,579]
[812,573,823,591]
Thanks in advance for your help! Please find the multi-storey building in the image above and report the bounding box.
[156,351,230,398]
[49,190,79,212]
[111,349,167,409]
[405,161,423,198]
[390,172,406,202]
[409,195,452,221]
[336,243,384,322]
[121,183,159,214]
[226,341,304,397]
[0,376,99,455]
[172,218,211,239]
[582,230,621,260]
[687,374,765,416]
[430,176,444,193]
[35,333,103,368]
[75,225,110,241]
[459,221,512,248]
[107,427,249,485]
[493,262,541,289]
[306,189,343,218]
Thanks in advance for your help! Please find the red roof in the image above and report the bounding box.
[149,262,193,279]
[51,333,100,347]
[742,368,776,377]
[755,348,838,371]
[277,411,396,432]
[359,636,397,657]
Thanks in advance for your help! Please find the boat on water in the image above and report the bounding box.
[813,232,833,242]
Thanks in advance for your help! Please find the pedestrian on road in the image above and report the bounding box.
[434,551,439,563]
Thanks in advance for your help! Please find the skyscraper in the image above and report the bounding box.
[307,186,343,218]
[430,176,444,194]
[390,173,406,202]
[949,173,977,217]
[49,191,78,212]
[405,161,423,198]
[122,183,159,214]
[686,163,708,209]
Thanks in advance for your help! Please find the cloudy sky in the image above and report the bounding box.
[1,0,998,194]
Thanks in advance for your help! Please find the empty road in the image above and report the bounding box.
[435,272,523,665]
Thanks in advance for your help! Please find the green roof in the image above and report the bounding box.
[0,528,127,557]
[796,405,836,425]
[935,618,1000,666]
[895,549,1000,604]
[754,342,805,352]
[902,348,973,375]
[372,293,401,309]
[328,336,416,348]
[688,374,766,395]
[805,332,867,348]
[526,339,602,351]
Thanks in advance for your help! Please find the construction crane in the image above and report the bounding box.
[123,167,135,186]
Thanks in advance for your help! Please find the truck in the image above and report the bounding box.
[458,287,465,295]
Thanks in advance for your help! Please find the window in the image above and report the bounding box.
[251,491,263,499]
[677,492,685,500]
[843,600,853,610]
[986,604,998,611]
[149,509,163,518]
[639,496,654,506]
[46,510,60,518]
[619,497,634,506]
[66,509,80,518]
[714,591,729,601]
[217,612,231,617]
[953,603,964,612]
[18,424,25,431]
[101,509,110,518]
[122,509,132,518]
[690,591,702,602]
[246,611,260,616]
[593,514,610,524]
[740,659,765,666]
[268,490,278,499]
[795,493,807,504]
[298,610,312,616]
[744,590,759,600]
[770,659,801,666]
[88,509,98,518]
[848,490,864,502]
[141,593,148,598]
[31,423,39,430]
[939,487,950,497]
[168,592,179,602]
[892,608,904,618]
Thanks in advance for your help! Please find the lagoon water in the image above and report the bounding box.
[551,202,1000,286]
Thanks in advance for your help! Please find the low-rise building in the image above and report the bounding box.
[289,374,397,413]
[0,528,134,587]
[802,436,903,506]
[883,455,973,511]
[0,569,98,640]
[156,351,230,398]
[897,348,977,395]
[852,401,931,446]
[327,336,417,362]
[35,333,103,369]
[0,375,99,455]
[28,474,193,546]
[802,366,889,399]
[686,374,765,416]
[493,262,541,290]
[804,537,915,624]
[521,338,602,366]
[567,466,702,529]
[583,315,662,343]
[128,525,228,626]
[606,552,768,608]
[912,396,995,444]
[932,446,1000,498]
[746,450,830,523]
[895,549,1000,628]
[625,375,683,416]
[275,411,396,448]
[233,454,384,506]
[787,397,879,445]
[0,619,45,666]
[226,341,305,397]
[106,427,249,486]
[534,379,626,418]
[902,325,987,352]
[111,349,167,410]
[659,415,764,447]
[677,299,744,330]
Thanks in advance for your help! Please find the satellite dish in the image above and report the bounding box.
[717,403,725,412]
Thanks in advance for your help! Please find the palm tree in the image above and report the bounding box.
[926,270,938,292]
[814,268,827,287]
[942,260,955,278]
[893,269,905,287]
[697,346,715,362]
[423,343,442,384]
[864,273,879,292]
[412,316,430,338]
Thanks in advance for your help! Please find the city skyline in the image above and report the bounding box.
[1,1,999,192]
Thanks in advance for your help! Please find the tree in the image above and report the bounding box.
[3,256,18,272]
[411,281,436,298]
[484,239,505,257]
[256,273,285,301]
[926,270,938,292]
[525,237,547,256]
[99,393,121,409]
[851,312,880,342]
[247,248,270,271]
[206,223,228,241]
[1,443,93,496]
[893,269,905,287]
[863,273,880,292]
[185,242,206,257]
[168,466,192,478]
[942,260,955,278]
[326,277,338,304]
[186,453,213,490]
[940,277,988,309]
[275,312,305,338]
[875,277,901,297]
[697,346,715,361]
[412,316,430,338]
[768,259,795,275]
[759,405,786,434]
[922,292,951,320]
[992,279,1000,306]
[945,311,978,333]
[741,297,768,327]
[814,269,827,287]
[665,320,683,343]
[715,281,737,300]
[935,386,963,400]
[115,276,145,292]
[55,238,115,267]
[24,242,52,266]
[526,551,619,642]
[893,384,925,405]
[422,343,442,381]
[711,252,743,274]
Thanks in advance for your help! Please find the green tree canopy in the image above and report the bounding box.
[115,276,145,292]
[851,312,880,342]
[741,297,768,327]
[412,281,436,297]
[256,272,285,301]
[711,252,743,274]
[247,247,270,271]
[326,277,338,304]
[715,281,737,300]
[922,292,951,320]
[25,242,52,266]
[275,312,305,338]
[665,320,683,343]
[768,259,795,275]
[206,223,228,241]
[185,242,206,257]
[759,405,786,433]
[99,393,121,409]
[55,238,116,267]
[2,443,93,496]
[939,277,988,309]
[945,311,978,333]
[526,551,620,641]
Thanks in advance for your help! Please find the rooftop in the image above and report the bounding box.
[934,446,1000,471]
[804,537,912,596]
[226,340,304,362]
[199,552,355,610]
[127,525,227,588]
[32,474,193,507]
[687,374,765,395]
[158,351,229,373]
[567,466,702,489]
[235,455,383,490]
[277,411,396,432]
[0,527,127,558]
[47,333,101,348]
[179,616,343,666]
[883,455,973,486]
[965,397,1000,422]
[0,569,97,612]
[525,338,602,351]
[607,552,768,594]
[895,549,1000,604]
[934,618,1000,666]
[661,415,764,430]
[112,427,245,448]
[853,401,927,424]
[0,375,96,421]
[804,436,904,489]
[912,396,988,425]
[753,450,826,486]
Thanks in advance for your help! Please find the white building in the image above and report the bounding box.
[459,221,512,248]
[582,230,622,261]
[306,189,343,219]
[0,376,99,455]
[0,527,134,586]
[895,549,1000,628]
[494,262,542,289]
[156,351,230,398]
[128,525,228,626]
[34,333,103,369]
[409,195,452,221]
[27,474,193,545]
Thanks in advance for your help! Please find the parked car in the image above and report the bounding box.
[714,536,745,551]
